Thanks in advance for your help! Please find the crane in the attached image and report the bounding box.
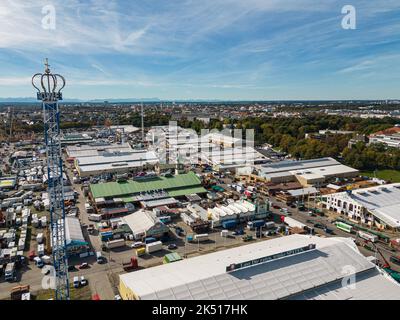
[32,59,70,300]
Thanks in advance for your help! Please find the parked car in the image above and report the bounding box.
[167,244,177,250]
[80,276,88,286]
[77,262,89,270]
[73,276,80,288]
[130,242,144,248]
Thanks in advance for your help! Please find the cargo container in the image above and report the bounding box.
[221,219,237,229]
[106,239,125,249]
[146,241,163,254]
[358,230,378,243]
[336,222,353,233]
[194,234,209,242]
[247,220,265,230]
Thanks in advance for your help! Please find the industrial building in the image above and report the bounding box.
[75,150,159,177]
[118,234,400,300]
[323,183,400,230]
[257,157,359,185]
[66,142,134,159]
[90,172,207,205]
[369,126,400,148]
[60,133,93,145]
[123,210,170,240]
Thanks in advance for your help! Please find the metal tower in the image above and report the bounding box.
[32,59,70,300]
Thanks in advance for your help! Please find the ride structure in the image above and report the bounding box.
[32,59,70,300]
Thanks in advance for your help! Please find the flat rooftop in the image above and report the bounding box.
[119,234,400,300]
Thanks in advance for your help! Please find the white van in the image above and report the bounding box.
[73,276,80,288]
[96,251,105,264]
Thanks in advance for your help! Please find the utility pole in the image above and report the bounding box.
[141,103,144,142]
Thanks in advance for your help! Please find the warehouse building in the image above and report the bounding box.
[52,217,89,257]
[75,150,159,177]
[123,210,169,240]
[66,142,133,159]
[61,133,93,145]
[257,157,358,185]
[323,183,400,230]
[119,234,400,300]
[90,172,207,205]
[369,126,400,149]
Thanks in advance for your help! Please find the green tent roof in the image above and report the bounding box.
[167,186,207,197]
[91,172,203,198]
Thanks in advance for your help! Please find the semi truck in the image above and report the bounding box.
[122,257,139,271]
[146,241,163,254]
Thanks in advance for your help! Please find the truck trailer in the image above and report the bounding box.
[146,241,163,254]
[105,239,125,250]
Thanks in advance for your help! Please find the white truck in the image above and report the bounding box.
[146,241,163,254]
[105,239,125,250]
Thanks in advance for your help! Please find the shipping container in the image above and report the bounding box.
[106,239,125,249]
[146,241,163,254]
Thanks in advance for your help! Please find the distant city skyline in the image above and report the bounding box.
[0,0,400,100]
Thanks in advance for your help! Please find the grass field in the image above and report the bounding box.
[360,170,400,183]
[33,285,92,300]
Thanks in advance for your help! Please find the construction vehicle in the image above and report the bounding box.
[123,257,139,272]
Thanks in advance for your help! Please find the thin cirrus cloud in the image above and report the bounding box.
[0,0,399,100]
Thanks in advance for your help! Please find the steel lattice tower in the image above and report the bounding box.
[32,59,70,300]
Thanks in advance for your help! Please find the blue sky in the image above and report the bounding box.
[0,0,400,100]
